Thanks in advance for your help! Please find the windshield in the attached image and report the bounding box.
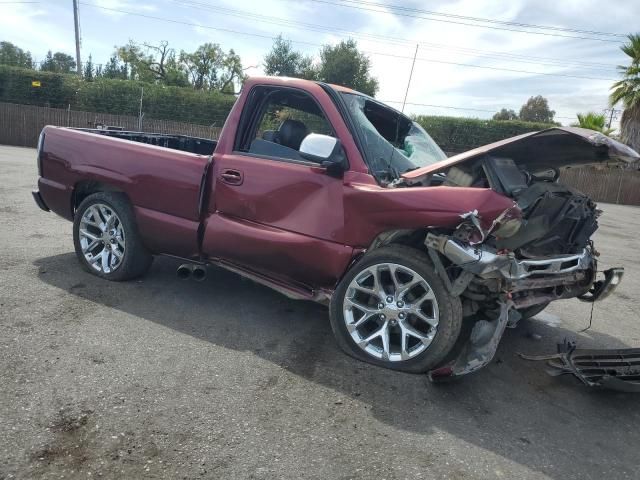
[341,93,447,180]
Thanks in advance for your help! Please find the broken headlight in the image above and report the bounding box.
[490,206,523,239]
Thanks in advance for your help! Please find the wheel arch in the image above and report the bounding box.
[72,181,128,216]
[337,228,431,288]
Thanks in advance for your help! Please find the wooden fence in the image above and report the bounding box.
[560,167,640,206]
[2,102,639,206]
[0,102,220,147]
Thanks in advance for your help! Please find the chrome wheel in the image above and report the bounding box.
[342,263,439,362]
[78,203,125,274]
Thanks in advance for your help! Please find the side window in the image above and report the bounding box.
[245,88,333,163]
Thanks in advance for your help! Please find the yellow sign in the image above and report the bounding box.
[31,80,41,87]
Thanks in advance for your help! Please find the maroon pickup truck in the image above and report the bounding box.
[33,76,639,382]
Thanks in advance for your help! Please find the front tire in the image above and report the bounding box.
[518,302,549,321]
[329,245,463,373]
[73,192,153,281]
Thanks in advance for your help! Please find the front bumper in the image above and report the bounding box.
[425,235,625,381]
[32,190,50,212]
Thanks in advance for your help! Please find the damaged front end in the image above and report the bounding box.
[406,128,637,382]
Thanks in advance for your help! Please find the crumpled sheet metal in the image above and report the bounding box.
[520,345,640,392]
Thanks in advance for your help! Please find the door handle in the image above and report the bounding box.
[220,169,243,185]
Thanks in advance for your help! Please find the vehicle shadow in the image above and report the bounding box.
[34,253,640,479]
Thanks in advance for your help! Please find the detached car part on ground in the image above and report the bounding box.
[520,340,640,392]
[31,77,639,385]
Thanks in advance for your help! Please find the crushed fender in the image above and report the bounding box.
[519,341,640,392]
[429,300,517,382]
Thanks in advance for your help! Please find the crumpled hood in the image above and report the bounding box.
[402,127,640,181]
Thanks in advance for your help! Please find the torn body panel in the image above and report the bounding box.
[402,127,640,182]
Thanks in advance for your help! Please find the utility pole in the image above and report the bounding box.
[401,44,419,113]
[73,0,82,75]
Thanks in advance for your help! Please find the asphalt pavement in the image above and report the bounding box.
[1,145,639,479]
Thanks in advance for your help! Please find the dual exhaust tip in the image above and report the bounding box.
[177,263,207,282]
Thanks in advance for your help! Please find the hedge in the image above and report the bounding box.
[0,65,559,148]
[414,115,557,153]
[0,65,236,125]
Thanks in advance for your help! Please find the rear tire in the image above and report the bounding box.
[329,245,462,373]
[73,192,153,281]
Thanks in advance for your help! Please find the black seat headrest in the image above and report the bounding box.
[277,119,308,150]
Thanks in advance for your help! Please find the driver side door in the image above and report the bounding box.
[202,85,353,290]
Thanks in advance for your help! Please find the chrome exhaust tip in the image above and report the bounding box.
[192,265,207,282]
[177,264,193,280]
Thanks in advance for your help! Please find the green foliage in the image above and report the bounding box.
[102,55,129,80]
[0,66,79,107]
[117,41,188,86]
[181,43,225,89]
[83,55,95,81]
[610,33,640,153]
[518,95,555,123]
[572,112,614,135]
[116,40,244,92]
[492,108,518,121]
[41,51,76,74]
[0,65,236,124]
[413,115,555,153]
[263,35,316,80]
[0,41,33,69]
[317,40,378,96]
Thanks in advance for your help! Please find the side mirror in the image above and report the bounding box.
[299,133,347,176]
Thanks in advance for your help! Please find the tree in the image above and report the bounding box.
[0,41,33,68]
[180,43,246,92]
[83,54,95,81]
[572,112,614,135]
[492,108,518,121]
[263,35,316,79]
[118,40,188,86]
[610,33,640,153]
[216,48,246,94]
[102,54,128,80]
[518,95,555,123]
[316,40,378,96]
[40,50,76,73]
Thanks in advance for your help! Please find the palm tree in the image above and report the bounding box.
[572,112,614,135]
[610,33,640,152]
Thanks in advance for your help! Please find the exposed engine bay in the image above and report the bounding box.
[425,155,601,258]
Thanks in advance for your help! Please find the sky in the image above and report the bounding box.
[0,0,637,126]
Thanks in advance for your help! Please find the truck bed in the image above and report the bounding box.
[37,126,212,258]
[74,129,217,155]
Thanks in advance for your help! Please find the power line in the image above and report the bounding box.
[304,0,624,43]
[326,0,626,38]
[382,100,577,120]
[78,2,618,82]
[169,0,618,71]
[376,51,617,81]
